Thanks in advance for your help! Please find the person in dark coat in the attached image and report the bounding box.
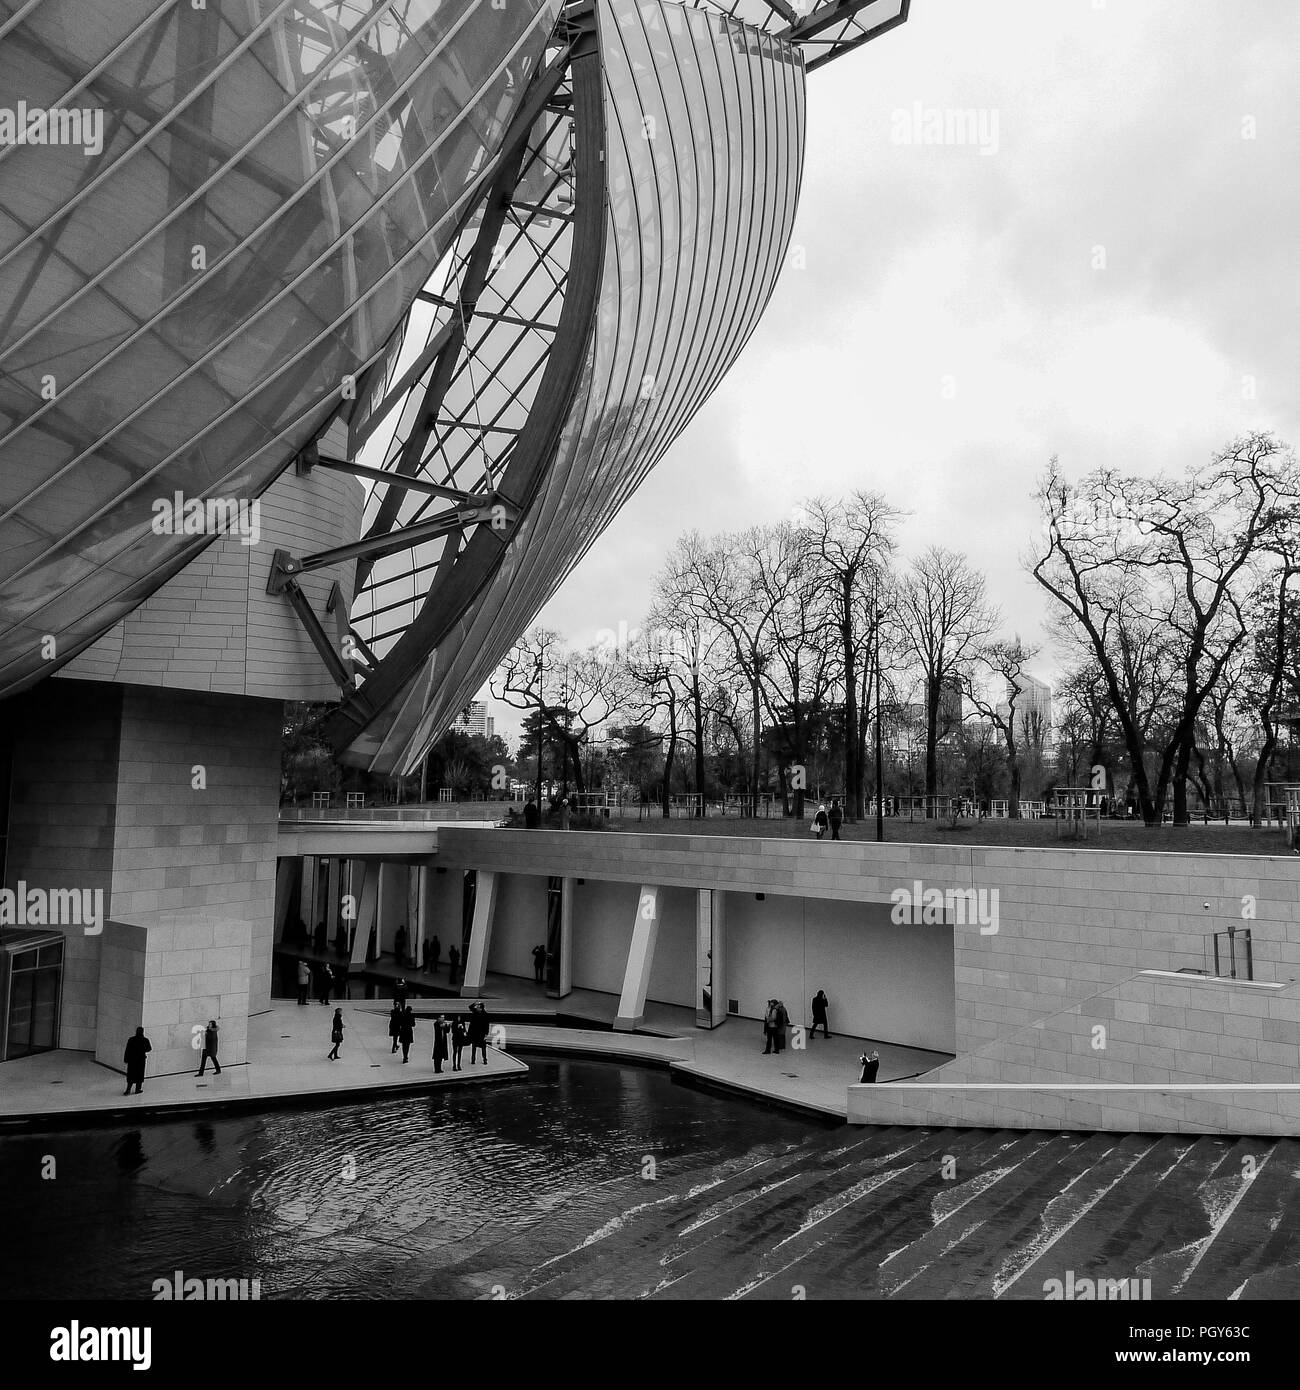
[812,804,829,839]
[523,801,540,829]
[429,935,441,976]
[451,1017,467,1072]
[762,999,777,1054]
[398,1005,415,1063]
[388,1002,403,1054]
[447,945,460,985]
[316,962,333,1005]
[394,925,408,969]
[828,800,843,841]
[532,944,546,984]
[810,989,830,1039]
[123,1026,151,1094]
[772,1000,789,1054]
[196,1019,222,1076]
[334,960,349,1001]
[859,1050,880,1083]
[296,958,311,1006]
[328,1008,345,1060]
[334,923,349,957]
[467,1004,490,1065]
[314,919,327,953]
[394,978,408,1010]
[366,923,378,962]
[432,1016,449,1074]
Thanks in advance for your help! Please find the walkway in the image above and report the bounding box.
[0,1003,525,1127]
[357,973,952,1120]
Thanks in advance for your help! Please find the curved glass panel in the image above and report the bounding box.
[0,0,560,697]
[342,0,806,772]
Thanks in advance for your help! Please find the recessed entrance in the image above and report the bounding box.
[0,929,64,1061]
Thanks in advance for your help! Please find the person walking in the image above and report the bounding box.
[532,944,546,984]
[429,935,441,976]
[328,1008,345,1060]
[196,1019,222,1077]
[812,804,829,839]
[122,1026,152,1095]
[451,1017,467,1072]
[859,1050,880,1083]
[810,989,831,1040]
[763,1000,779,1054]
[828,800,843,841]
[467,1003,489,1065]
[388,1002,403,1054]
[296,958,311,1006]
[447,945,460,985]
[398,1005,415,1064]
[432,1016,449,1075]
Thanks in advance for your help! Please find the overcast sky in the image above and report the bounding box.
[488,0,1300,742]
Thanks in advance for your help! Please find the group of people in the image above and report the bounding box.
[389,924,461,982]
[296,957,347,1005]
[374,998,491,1072]
[811,800,845,840]
[119,1018,222,1094]
[762,989,833,1053]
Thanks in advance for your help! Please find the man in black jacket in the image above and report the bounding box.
[196,1019,222,1077]
[467,1004,490,1065]
[123,1026,151,1095]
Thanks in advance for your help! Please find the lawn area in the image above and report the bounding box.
[598,812,1296,857]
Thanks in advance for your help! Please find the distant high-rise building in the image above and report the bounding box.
[453,702,494,739]
[997,674,1052,744]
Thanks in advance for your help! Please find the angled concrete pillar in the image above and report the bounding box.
[460,869,498,998]
[545,875,574,999]
[273,858,297,942]
[615,884,662,1031]
[696,888,727,1028]
[350,860,379,965]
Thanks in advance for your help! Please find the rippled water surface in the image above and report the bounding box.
[3,1060,1298,1300]
[0,1061,817,1300]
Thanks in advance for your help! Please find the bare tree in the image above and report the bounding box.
[1031,433,1300,824]
[800,492,904,819]
[962,635,1040,818]
[896,547,999,807]
[492,630,630,795]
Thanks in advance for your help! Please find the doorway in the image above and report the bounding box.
[0,929,64,1061]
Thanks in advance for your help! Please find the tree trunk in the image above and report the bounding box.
[691,667,705,817]
[661,723,676,817]
[750,674,762,808]
[925,675,941,811]
[842,576,859,821]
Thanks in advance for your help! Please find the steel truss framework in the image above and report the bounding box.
[296,0,870,774]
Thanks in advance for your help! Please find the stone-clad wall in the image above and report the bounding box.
[5,680,281,1059]
[4,682,123,1052]
[436,830,1300,1061]
[57,465,362,702]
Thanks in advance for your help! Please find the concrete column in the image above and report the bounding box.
[696,888,727,1028]
[273,859,296,943]
[460,869,498,998]
[298,856,317,937]
[325,857,341,943]
[350,860,379,965]
[615,884,662,1031]
[546,876,574,1000]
